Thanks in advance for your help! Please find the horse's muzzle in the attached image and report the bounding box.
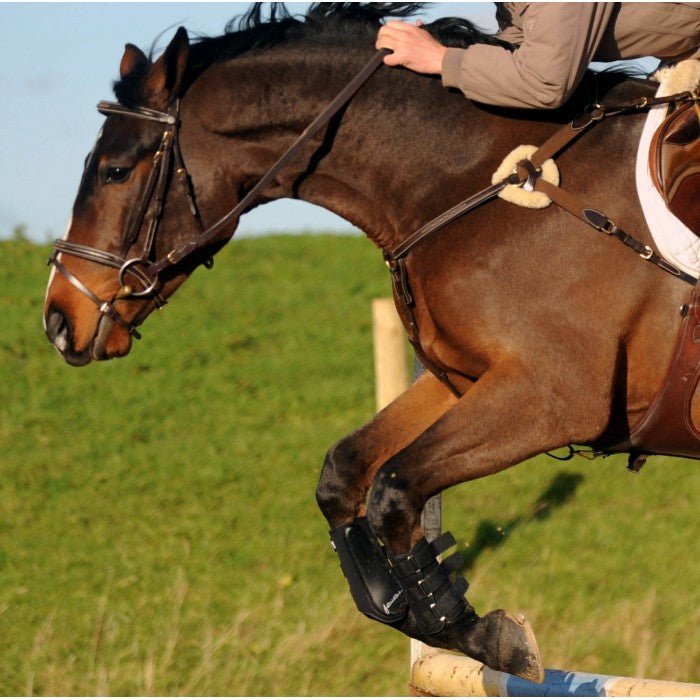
[44,305,93,366]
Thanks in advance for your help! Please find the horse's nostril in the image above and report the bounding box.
[46,308,72,353]
[46,309,64,336]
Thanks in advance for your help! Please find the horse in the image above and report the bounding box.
[43,2,688,683]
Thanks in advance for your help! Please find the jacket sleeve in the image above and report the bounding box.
[441,3,616,109]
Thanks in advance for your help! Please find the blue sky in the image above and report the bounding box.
[1,2,496,242]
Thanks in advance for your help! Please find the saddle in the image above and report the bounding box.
[604,99,700,470]
[650,100,700,235]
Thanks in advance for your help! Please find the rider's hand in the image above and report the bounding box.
[375,20,447,75]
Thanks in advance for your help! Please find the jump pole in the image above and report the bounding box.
[410,653,700,697]
[371,298,700,698]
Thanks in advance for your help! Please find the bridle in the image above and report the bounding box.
[48,50,393,341]
[50,102,193,339]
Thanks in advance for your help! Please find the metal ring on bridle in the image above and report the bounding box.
[119,258,159,298]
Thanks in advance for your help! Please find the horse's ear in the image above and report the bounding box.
[145,27,190,109]
[120,43,150,79]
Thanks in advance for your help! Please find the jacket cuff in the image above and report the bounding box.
[441,48,466,89]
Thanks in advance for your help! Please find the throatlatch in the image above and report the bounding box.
[388,532,473,637]
[329,518,407,624]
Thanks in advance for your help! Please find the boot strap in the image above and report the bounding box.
[390,532,457,577]
[389,532,472,636]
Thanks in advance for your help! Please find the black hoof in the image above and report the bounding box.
[421,608,544,683]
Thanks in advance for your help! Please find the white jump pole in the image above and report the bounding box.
[410,652,700,697]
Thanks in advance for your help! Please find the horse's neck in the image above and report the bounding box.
[186,46,648,256]
[187,45,512,251]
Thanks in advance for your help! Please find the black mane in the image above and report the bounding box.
[114,2,509,105]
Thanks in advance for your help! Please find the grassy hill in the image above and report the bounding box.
[0,235,698,695]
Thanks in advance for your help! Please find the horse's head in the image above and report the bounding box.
[43,28,215,365]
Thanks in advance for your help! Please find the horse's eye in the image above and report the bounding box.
[104,166,133,184]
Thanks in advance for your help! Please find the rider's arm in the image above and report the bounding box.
[441,3,615,109]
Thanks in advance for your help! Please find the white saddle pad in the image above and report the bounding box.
[635,61,700,277]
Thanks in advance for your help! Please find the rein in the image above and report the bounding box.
[49,49,392,338]
[51,47,698,360]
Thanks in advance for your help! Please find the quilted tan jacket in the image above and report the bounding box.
[441,2,700,108]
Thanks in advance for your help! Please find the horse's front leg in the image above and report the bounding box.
[365,358,611,683]
[316,370,459,527]
[315,371,459,630]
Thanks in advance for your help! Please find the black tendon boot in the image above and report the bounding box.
[329,519,452,642]
[329,518,408,624]
[389,534,544,684]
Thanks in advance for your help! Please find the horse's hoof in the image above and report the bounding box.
[490,609,543,683]
[419,608,544,683]
[458,609,544,683]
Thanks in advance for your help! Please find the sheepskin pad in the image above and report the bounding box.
[491,145,560,209]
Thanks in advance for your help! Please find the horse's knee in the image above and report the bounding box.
[366,464,419,553]
[316,440,364,526]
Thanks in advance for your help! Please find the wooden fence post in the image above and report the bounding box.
[371,298,442,680]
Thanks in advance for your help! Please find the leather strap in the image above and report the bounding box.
[50,257,142,339]
[98,101,176,124]
[52,240,167,304]
[94,52,393,277]
[153,49,392,273]
[51,51,392,338]
[385,256,463,397]
[385,105,600,263]
[387,91,700,263]
[388,183,507,261]
[534,179,699,286]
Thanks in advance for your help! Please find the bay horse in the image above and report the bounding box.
[43,2,688,682]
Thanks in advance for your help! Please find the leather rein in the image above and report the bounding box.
[50,49,698,365]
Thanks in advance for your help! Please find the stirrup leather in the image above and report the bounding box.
[389,532,472,636]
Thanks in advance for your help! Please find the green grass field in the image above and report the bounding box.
[0,234,698,695]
